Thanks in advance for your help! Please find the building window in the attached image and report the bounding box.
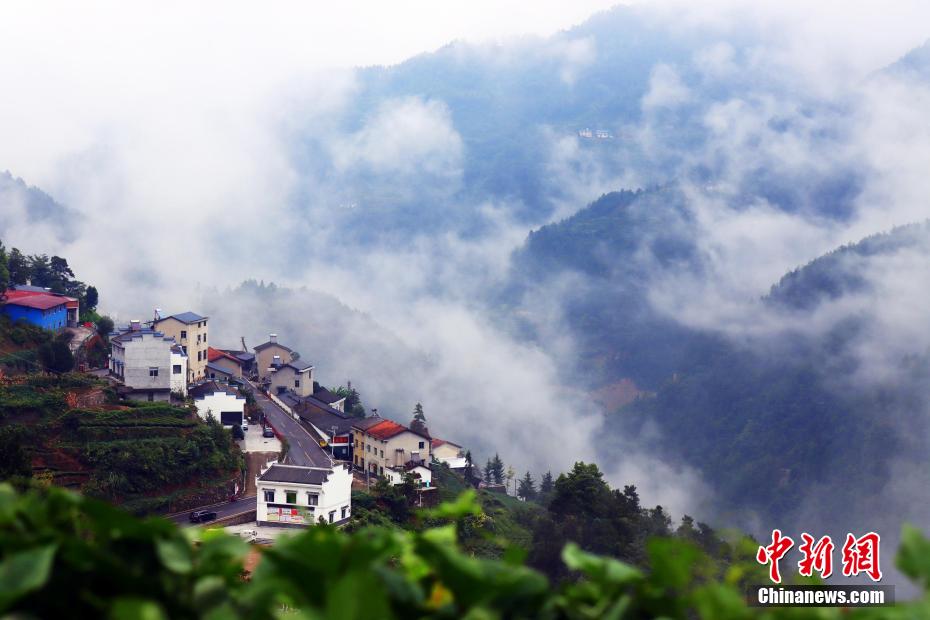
[341,506,348,519]
[197,334,201,344]
[285,490,297,504]
[172,364,182,374]
[379,466,383,475]
[328,511,335,523]
[197,351,202,361]
[419,441,425,449]
[263,490,274,502]
[181,330,187,339]
[294,379,300,388]
[203,333,206,342]
[380,449,384,457]
[147,392,154,402]
[366,445,370,453]
[149,367,159,377]
[307,493,319,506]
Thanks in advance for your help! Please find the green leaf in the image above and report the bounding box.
[426,490,482,520]
[109,598,167,620]
[156,537,193,574]
[0,544,57,610]
[562,543,642,586]
[897,524,930,585]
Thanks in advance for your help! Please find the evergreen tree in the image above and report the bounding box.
[334,383,366,418]
[490,454,505,485]
[7,248,28,285]
[27,254,52,288]
[410,403,429,436]
[483,459,493,484]
[540,471,554,494]
[517,471,537,501]
[83,285,98,310]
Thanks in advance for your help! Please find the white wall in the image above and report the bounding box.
[170,350,188,395]
[385,464,432,487]
[256,464,352,526]
[193,390,245,426]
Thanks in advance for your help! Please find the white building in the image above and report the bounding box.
[109,321,181,402]
[256,463,352,527]
[384,463,433,487]
[170,345,188,396]
[189,381,246,428]
[431,438,467,469]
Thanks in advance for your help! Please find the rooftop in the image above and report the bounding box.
[312,386,345,405]
[359,418,428,441]
[158,311,207,324]
[258,464,331,485]
[205,361,236,376]
[3,290,68,310]
[431,438,462,449]
[189,380,242,399]
[208,347,241,365]
[254,340,293,353]
[285,359,314,372]
[297,397,356,435]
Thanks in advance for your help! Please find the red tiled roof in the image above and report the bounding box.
[3,290,68,310]
[431,438,461,449]
[207,347,241,364]
[365,419,410,440]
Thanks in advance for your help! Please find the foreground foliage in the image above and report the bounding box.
[1,484,929,619]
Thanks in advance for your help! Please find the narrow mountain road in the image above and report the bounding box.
[248,381,332,469]
[166,496,257,527]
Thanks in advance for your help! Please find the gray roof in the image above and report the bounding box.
[254,340,293,353]
[312,387,345,405]
[160,311,207,324]
[285,359,313,372]
[258,464,330,485]
[111,328,173,345]
[205,361,235,376]
[298,399,356,436]
[189,381,241,399]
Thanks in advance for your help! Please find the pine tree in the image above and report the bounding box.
[490,454,505,485]
[483,459,493,484]
[517,471,537,501]
[540,471,554,494]
[413,402,426,422]
[7,248,28,285]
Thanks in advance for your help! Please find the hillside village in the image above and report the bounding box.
[0,278,474,533]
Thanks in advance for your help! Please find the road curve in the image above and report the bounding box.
[248,382,332,469]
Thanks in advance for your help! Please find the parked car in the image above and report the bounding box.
[241,423,249,433]
[262,426,275,438]
[188,510,218,523]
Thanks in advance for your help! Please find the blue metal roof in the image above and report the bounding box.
[163,311,207,324]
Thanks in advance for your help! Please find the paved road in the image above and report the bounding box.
[167,496,257,527]
[249,382,332,468]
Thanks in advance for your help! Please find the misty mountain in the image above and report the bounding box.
[0,171,77,243]
[604,222,930,530]
[293,4,868,245]
[766,221,930,311]
[498,186,712,390]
